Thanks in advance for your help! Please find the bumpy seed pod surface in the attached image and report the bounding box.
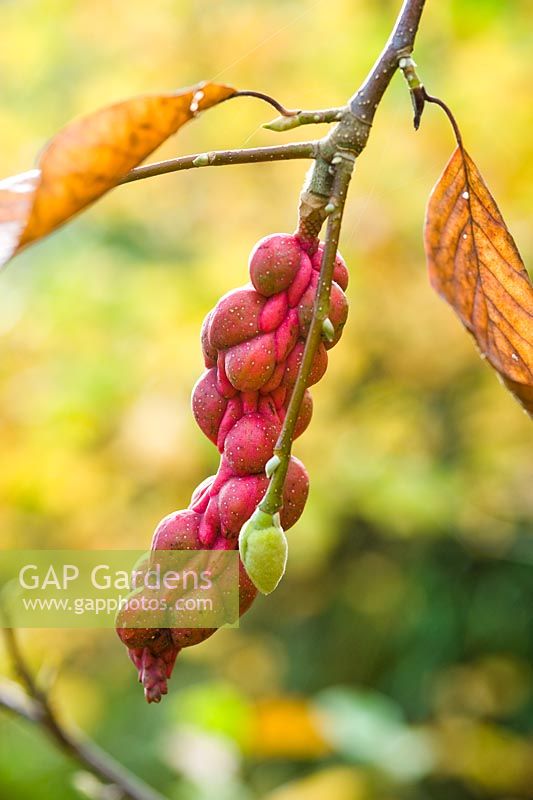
[117,232,349,702]
[249,234,302,296]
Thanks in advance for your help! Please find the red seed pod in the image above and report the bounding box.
[116,605,181,701]
[297,270,320,337]
[224,412,280,475]
[249,234,302,296]
[311,244,349,291]
[287,252,313,307]
[209,459,238,495]
[117,629,180,702]
[218,473,269,539]
[274,308,299,362]
[324,281,349,349]
[211,536,232,550]
[201,311,217,367]
[241,391,259,415]
[260,292,289,333]
[216,396,243,452]
[298,278,348,346]
[198,494,221,547]
[119,229,350,702]
[271,385,287,410]
[216,352,238,399]
[239,558,258,615]
[151,509,201,551]
[116,619,172,654]
[284,340,328,389]
[171,627,217,649]
[190,475,215,513]
[208,287,266,350]
[225,332,276,392]
[293,389,313,439]
[191,368,227,445]
[257,393,281,423]
[280,456,310,530]
[138,645,180,703]
[127,643,178,687]
[259,361,286,395]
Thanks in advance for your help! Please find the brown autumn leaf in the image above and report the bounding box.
[0,82,236,267]
[425,146,533,416]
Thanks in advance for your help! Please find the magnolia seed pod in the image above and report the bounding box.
[249,234,302,296]
[201,311,217,367]
[198,494,221,547]
[216,396,243,452]
[284,341,328,389]
[208,287,266,350]
[325,281,349,349]
[287,253,313,307]
[191,368,227,444]
[224,412,280,475]
[190,474,216,513]
[116,616,172,653]
[171,627,217,649]
[238,558,258,614]
[225,333,276,392]
[218,473,269,539]
[274,309,300,362]
[280,456,310,529]
[259,361,286,395]
[297,271,319,337]
[311,244,349,291]
[216,352,238,399]
[292,390,313,439]
[260,291,289,333]
[151,509,201,551]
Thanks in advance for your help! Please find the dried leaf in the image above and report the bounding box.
[0,83,236,267]
[425,146,533,415]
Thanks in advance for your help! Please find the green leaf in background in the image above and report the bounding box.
[314,687,434,780]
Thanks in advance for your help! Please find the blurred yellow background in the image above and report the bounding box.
[0,1,532,798]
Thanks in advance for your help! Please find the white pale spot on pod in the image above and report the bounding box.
[511,353,519,361]
[462,191,470,200]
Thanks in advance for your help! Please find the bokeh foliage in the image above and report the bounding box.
[0,0,532,798]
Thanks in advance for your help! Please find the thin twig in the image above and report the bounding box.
[422,89,464,147]
[119,142,316,184]
[229,90,300,117]
[1,627,168,800]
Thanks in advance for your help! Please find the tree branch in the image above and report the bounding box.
[349,0,427,121]
[119,142,316,184]
[263,0,428,514]
[1,627,168,800]
[120,1,425,191]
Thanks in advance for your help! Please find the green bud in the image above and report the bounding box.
[193,153,210,167]
[239,509,288,595]
[262,116,301,132]
[265,454,281,478]
[322,317,335,342]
